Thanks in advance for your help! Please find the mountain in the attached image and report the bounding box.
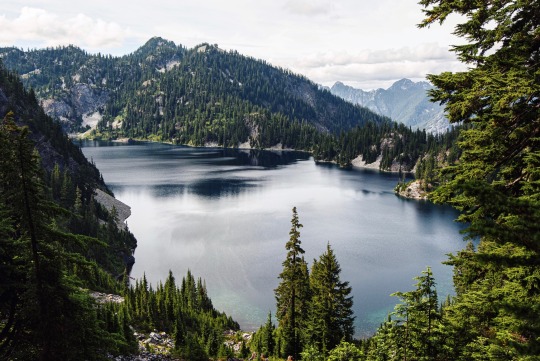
[0,37,389,147]
[0,39,460,173]
[330,79,449,133]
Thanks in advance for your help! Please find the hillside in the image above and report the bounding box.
[0,37,389,147]
[0,60,239,360]
[330,79,449,133]
[0,38,462,174]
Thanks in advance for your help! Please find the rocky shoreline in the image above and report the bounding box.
[394,180,429,200]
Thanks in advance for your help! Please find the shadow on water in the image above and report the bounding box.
[187,178,259,198]
[202,148,310,168]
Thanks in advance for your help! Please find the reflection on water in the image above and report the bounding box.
[80,140,466,337]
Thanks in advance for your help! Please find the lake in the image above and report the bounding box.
[80,141,466,337]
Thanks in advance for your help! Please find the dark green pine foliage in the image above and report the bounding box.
[274,207,311,360]
[263,311,276,357]
[0,114,125,360]
[0,39,464,173]
[389,267,440,361]
[305,243,355,356]
[125,270,239,360]
[363,268,441,361]
[418,0,540,358]
[0,60,240,359]
[1,39,389,141]
[251,311,276,357]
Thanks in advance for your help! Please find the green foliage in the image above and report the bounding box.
[251,312,277,357]
[274,207,311,359]
[265,209,357,361]
[418,0,540,358]
[1,39,389,140]
[362,2,540,360]
[0,60,239,360]
[390,267,440,361]
[0,113,127,360]
[0,40,463,173]
[125,270,238,359]
[326,341,363,361]
[300,345,325,361]
[305,243,355,356]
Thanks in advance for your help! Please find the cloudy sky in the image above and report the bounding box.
[0,0,467,89]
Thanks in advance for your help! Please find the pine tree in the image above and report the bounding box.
[263,311,276,356]
[305,243,355,356]
[419,0,540,357]
[0,113,115,360]
[274,207,311,359]
[391,267,440,361]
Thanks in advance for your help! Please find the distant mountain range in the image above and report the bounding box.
[329,79,449,133]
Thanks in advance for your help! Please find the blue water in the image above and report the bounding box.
[80,141,466,337]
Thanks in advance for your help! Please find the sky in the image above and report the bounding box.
[0,0,467,90]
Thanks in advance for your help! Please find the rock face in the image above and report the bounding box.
[395,180,429,200]
[40,84,109,132]
[89,291,125,304]
[94,189,131,230]
[70,83,109,116]
[330,79,449,134]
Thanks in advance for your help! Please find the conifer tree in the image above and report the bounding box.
[305,243,354,355]
[391,267,440,361]
[275,207,311,359]
[419,0,540,357]
[263,311,276,357]
[0,113,115,360]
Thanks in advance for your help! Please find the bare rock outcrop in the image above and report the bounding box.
[94,189,131,230]
[395,180,428,200]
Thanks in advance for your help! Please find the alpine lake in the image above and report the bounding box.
[80,140,467,338]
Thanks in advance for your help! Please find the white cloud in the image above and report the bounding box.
[0,7,132,50]
[296,44,456,68]
[0,1,468,89]
[281,44,467,89]
[283,0,333,16]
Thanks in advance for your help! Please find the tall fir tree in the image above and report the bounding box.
[390,267,440,361]
[0,113,117,360]
[305,243,354,356]
[274,207,311,359]
[419,1,540,357]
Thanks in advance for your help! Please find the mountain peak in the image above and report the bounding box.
[329,78,448,133]
[389,78,414,91]
[134,37,179,56]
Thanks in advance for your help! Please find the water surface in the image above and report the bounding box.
[81,141,466,337]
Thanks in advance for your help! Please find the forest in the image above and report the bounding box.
[1,0,539,360]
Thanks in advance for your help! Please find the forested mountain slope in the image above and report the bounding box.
[0,38,462,174]
[0,37,388,147]
[0,60,239,360]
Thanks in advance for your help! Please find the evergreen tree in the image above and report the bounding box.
[420,0,540,357]
[305,243,355,356]
[263,311,276,356]
[0,113,115,360]
[274,207,311,359]
[326,341,363,361]
[391,267,440,361]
